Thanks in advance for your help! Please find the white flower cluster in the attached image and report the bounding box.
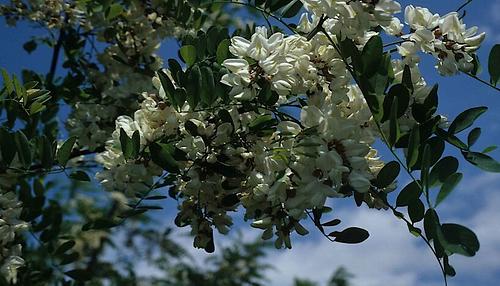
[66,0,195,151]
[400,5,485,75]
[0,188,28,284]
[96,0,485,250]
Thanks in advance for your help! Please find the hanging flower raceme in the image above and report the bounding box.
[0,188,28,284]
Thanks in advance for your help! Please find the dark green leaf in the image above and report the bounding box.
[39,136,54,168]
[144,195,168,200]
[436,173,463,206]
[388,97,401,146]
[1,68,13,94]
[448,106,487,134]
[23,40,37,54]
[56,136,76,166]
[424,208,440,241]
[329,227,370,244]
[402,65,413,92]
[408,198,425,223]
[221,193,240,207]
[281,0,303,18]
[157,69,179,109]
[59,252,80,265]
[429,156,459,186]
[69,171,91,182]
[406,126,420,169]
[360,36,383,77]
[440,223,480,256]
[14,131,32,169]
[396,181,422,207]
[322,219,341,227]
[55,240,76,256]
[467,127,481,147]
[0,129,16,166]
[412,85,438,123]
[65,269,91,281]
[216,39,230,64]
[488,44,500,85]
[374,161,400,188]
[462,151,500,172]
[186,65,202,109]
[200,66,215,106]
[150,143,179,173]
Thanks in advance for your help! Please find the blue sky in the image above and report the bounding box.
[1,0,500,285]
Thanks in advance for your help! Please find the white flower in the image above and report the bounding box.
[404,5,439,30]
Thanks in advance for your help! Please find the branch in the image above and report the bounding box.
[46,28,65,87]
[461,71,500,92]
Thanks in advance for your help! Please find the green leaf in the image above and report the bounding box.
[408,198,425,223]
[440,223,480,257]
[402,65,413,93]
[216,39,230,64]
[55,240,76,256]
[106,3,123,20]
[221,193,240,207]
[0,128,16,166]
[429,156,459,186]
[210,161,244,178]
[281,0,303,18]
[383,84,410,122]
[39,136,54,168]
[180,45,197,66]
[1,68,13,94]
[412,85,438,123]
[436,173,463,206]
[420,143,432,189]
[23,40,37,54]
[396,181,422,207]
[360,36,383,77]
[69,171,91,182]
[65,269,91,281]
[329,227,370,244]
[467,127,481,147]
[57,136,76,167]
[488,44,500,86]
[388,97,401,146]
[14,131,32,169]
[150,143,179,173]
[144,195,168,200]
[448,106,487,134]
[59,252,80,265]
[118,129,140,160]
[137,205,163,210]
[423,208,440,241]
[200,66,215,106]
[462,151,500,172]
[157,69,178,108]
[436,128,468,150]
[186,65,202,109]
[374,161,400,188]
[482,145,497,153]
[406,126,420,169]
[82,218,117,231]
[322,219,341,227]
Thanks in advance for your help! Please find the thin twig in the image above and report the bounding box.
[461,71,500,92]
